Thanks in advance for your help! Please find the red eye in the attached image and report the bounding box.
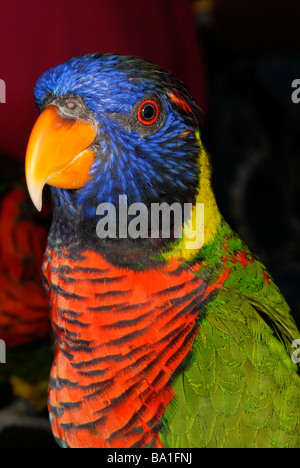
[138,100,159,125]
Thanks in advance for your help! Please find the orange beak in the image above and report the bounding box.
[25,105,96,211]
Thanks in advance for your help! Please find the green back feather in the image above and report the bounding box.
[160,217,300,448]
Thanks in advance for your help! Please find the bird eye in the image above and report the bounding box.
[112,94,165,135]
[138,100,159,125]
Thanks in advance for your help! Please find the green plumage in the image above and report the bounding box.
[160,218,300,448]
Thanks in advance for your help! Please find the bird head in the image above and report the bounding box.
[25,54,212,264]
[26,53,202,211]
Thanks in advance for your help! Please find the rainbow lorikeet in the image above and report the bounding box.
[0,158,53,412]
[25,53,300,448]
[0,158,50,348]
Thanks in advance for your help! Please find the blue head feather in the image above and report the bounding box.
[34,53,202,221]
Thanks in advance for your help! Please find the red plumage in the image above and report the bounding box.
[0,185,51,348]
[44,248,229,448]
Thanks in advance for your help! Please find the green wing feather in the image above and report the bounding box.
[160,223,300,448]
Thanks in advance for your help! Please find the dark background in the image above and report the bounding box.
[0,0,300,447]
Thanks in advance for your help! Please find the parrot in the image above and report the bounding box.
[24,53,300,448]
[0,174,50,349]
[0,154,53,419]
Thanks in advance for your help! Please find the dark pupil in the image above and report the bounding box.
[142,104,156,121]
